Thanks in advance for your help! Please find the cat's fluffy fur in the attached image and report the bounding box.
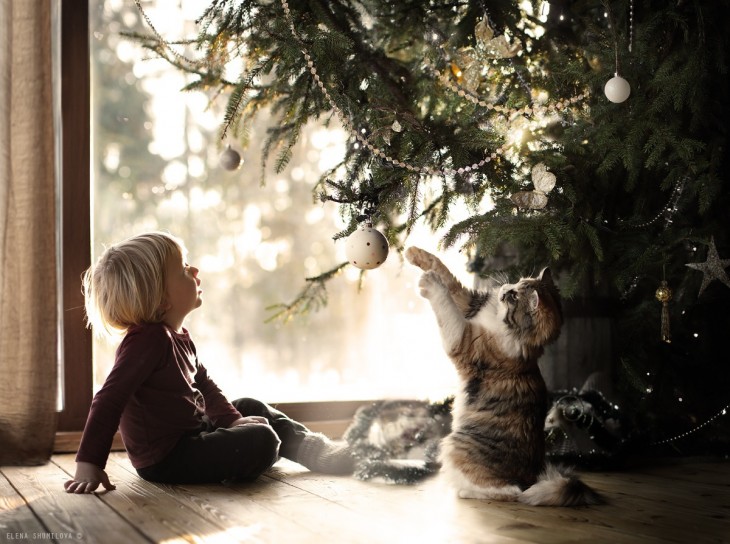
[406,246,602,507]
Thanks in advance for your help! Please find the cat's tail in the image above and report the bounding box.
[519,465,604,507]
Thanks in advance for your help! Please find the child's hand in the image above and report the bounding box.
[64,462,116,494]
[228,416,269,427]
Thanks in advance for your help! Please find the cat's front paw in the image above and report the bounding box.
[418,270,445,299]
[406,246,436,271]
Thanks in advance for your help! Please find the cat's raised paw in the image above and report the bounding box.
[406,246,436,271]
[418,270,444,298]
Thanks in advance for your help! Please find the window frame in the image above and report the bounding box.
[55,3,368,451]
[57,0,92,435]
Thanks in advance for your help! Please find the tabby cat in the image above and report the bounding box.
[406,246,602,506]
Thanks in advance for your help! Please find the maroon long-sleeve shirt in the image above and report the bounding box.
[76,322,241,469]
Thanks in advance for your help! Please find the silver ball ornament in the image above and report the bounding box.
[604,74,631,103]
[219,146,242,171]
[345,225,389,270]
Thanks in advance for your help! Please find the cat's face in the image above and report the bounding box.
[496,268,563,346]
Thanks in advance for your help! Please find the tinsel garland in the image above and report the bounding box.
[343,398,453,484]
[343,386,632,483]
[545,388,630,469]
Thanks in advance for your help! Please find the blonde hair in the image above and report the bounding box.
[82,231,187,337]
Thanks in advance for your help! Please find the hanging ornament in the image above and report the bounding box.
[604,1,632,104]
[345,224,389,270]
[219,145,242,171]
[510,162,556,209]
[604,74,631,103]
[685,236,730,297]
[474,19,521,59]
[655,280,672,343]
[449,19,521,94]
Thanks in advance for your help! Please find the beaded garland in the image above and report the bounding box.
[279,0,588,178]
[279,0,511,177]
[617,177,685,231]
[427,60,589,119]
[133,0,204,68]
[135,0,590,177]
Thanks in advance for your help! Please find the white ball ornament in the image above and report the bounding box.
[604,74,631,103]
[219,145,242,171]
[345,225,389,270]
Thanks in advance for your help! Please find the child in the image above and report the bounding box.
[64,231,354,493]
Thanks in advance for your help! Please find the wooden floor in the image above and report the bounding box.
[1,453,729,544]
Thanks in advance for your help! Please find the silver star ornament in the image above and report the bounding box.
[685,237,730,297]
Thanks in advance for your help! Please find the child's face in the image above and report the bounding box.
[162,249,202,329]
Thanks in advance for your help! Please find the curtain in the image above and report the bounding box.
[0,0,58,464]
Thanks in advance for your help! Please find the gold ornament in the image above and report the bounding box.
[450,61,464,82]
[654,281,672,303]
[655,280,672,343]
[450,53,483,92]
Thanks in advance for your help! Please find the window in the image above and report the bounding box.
[83,1,471,410]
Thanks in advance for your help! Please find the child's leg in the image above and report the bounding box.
[137,423,280,484]
[231,397,355,475]
[230,397,308,458]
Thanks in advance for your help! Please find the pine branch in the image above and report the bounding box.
[264,262,349,322]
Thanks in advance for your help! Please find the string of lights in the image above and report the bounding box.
[651,404,729,446]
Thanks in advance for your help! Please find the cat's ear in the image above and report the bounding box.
[528,290,540,311]
[538,267,555,286]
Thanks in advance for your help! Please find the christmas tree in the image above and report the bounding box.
[130,0,730,457]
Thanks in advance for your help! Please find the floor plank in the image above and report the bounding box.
[265,462,526,544]
[623,458,730,486]
[0,472,49,539]
[54,455,233,544]
[2,454,729,544]
[2,461,147,544]
[266,461,656,544]
[108,453,333,543]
